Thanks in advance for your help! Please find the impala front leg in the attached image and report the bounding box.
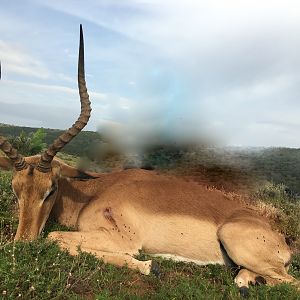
[48,231,159,275]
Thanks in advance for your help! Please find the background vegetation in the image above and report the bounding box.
[2,123,300,194]
[0,124,102,158]
[0,124,300,299]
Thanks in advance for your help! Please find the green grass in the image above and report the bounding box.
[1,241,299,300]
[254,182,300,249]
[1,168,300,299]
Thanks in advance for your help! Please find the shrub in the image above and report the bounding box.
[0,170,17,244]
[254,182,300,248]
[8,128,46,156]
[0,171,15,215]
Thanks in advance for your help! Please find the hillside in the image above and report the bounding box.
[1,124,300,194]
[0,123,102,157]
[142,145,300,195]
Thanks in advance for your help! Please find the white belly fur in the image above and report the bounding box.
[150,253,225,265]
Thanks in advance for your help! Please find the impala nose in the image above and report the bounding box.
[14,223,39,241]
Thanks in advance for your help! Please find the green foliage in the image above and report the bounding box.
[2,124,300,194]
[249,148,300,195]
[0,241,299,299]
[0,124,102,157]
[0,241,113,299]
[0,171,18,244]
[255,181,298,203]
[254,182,300,247]
[29,128,47,154]
[0,171,15,214]
[142,144,185,169]
[141,146,300,195]
[8,129,46,156]
[56,153,79,167]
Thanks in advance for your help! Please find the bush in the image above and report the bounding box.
[254,182,300,247]
[0,170,18,244]
[142,144,185,169]
[8,128,46,156]
[0,171,15,215]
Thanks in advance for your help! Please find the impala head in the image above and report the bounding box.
[0,25,92,240]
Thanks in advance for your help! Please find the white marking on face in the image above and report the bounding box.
[42,189,51,202]
[39,217,48,235]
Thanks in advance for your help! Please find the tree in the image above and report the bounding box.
[8,128,46,156]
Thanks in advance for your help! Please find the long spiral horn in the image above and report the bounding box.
[0,62,28,171]
[36,24,91,173]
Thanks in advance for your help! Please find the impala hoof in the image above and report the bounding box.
[150,261,161,277]
[239,286,249,298]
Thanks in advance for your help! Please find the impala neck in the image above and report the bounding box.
[50,176,105,228]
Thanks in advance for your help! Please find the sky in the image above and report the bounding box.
[1,0,300,148]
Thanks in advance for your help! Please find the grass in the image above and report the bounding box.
[254,182,300,250]
[1,240,299,300]
[1,166,300,299]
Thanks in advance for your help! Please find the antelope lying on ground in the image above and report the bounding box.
[0,25,298,296]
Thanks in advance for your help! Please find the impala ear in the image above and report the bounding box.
[0,157,13,170]
[59,162,97,180]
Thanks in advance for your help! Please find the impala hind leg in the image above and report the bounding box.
[48,231,157,275]
[217,217,299,294]
[234,269,266,297]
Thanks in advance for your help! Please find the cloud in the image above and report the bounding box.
[0,40,49,79]
[1,79,107,102]
[2,0,300,147]
[0,79,108,130]
[35,0,300,148]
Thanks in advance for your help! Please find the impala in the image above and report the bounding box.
[0,25,298,297]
